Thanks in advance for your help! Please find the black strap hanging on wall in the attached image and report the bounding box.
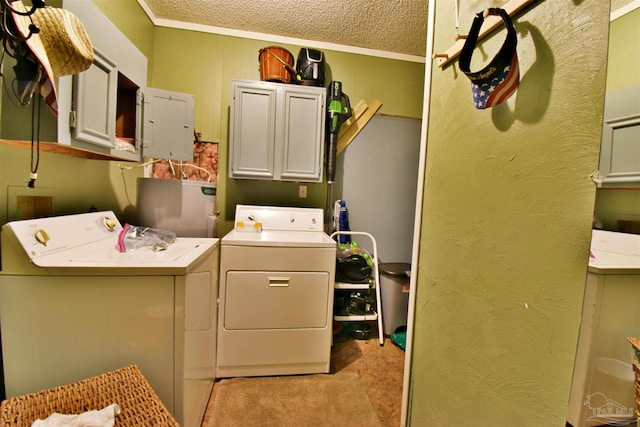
[432,0,538,68]
[29,92,41,188]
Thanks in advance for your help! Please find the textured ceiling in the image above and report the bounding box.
[611,0,636,11]
[138,0,429,60]
[138,0,636,61]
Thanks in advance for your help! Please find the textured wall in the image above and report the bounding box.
[409,1,609,425]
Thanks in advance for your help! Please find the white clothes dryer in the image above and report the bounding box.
[216,205,336,378]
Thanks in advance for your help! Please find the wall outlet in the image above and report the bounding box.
[298,185,308,198]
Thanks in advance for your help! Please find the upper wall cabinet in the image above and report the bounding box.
[229,79,326,182]
[59,0,194,162]
[599,83,640,187]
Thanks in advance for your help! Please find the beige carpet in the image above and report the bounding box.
[207,372,382,427]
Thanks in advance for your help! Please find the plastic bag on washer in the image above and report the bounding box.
[117,223,177,253]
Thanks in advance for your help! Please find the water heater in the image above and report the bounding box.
[136,178,217,238]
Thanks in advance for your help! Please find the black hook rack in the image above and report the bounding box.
[432,0,538,68]
[1,0,45,42]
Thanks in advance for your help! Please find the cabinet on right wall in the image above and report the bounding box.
[228,79,326,182]
[599,83,640,187]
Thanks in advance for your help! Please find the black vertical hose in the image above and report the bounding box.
[327,132,338,183]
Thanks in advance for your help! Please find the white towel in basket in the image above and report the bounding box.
[30,403,120,427]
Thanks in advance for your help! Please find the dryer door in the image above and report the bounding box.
[223,271,330,329]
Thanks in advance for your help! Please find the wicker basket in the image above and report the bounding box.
[0,365,179,427]
[628,337,640,420]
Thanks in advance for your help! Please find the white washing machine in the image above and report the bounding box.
[0,211,219,427]
[216,205,336,378]
[566,230,640,427]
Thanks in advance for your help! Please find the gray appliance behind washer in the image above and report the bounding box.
[137,178,217,238]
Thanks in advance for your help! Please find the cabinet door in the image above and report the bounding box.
[71,49,117,149]
[279,87,325,182]
[228,83,277,179]
[141,88,195,161]
[599,84,640,186]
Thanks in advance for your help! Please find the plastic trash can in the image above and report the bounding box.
[379,263,410,336]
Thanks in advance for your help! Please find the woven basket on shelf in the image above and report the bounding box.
[0,365,179,427]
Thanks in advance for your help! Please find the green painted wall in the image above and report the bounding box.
[93,0,154,60]
[408,1,609,425]
[606,8,640,92]
[148,27,425,234]
[0,145,140,225]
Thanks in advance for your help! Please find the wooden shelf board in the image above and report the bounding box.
[1,139,138,162]
[337,98,383,155]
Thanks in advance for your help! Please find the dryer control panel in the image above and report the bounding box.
[234,205,324,232]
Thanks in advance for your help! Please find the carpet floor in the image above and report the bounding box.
[330,331,406,426]
[208,372,381,427]
[202,328,406,427]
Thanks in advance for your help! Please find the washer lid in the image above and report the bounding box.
[1,211,218,270]
[53,237,216,268]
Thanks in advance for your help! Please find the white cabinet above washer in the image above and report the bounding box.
[228,79,326,182]
[58,0,195,162]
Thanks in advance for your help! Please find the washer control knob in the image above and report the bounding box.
[34,229,50,246]
[103,217,117,231]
